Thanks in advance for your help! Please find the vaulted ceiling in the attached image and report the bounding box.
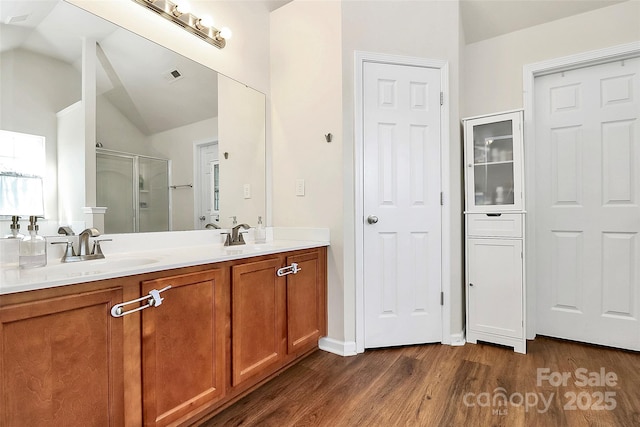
[460,0,628,43]
[0,0,630,134]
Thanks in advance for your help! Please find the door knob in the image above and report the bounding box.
[367,215,379,224]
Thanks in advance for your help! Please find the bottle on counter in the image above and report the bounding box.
[4,215,24,239]
[19,216,47,269]
[255,216,266,244]
[1,216,23,267]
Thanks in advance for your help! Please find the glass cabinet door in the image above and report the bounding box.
[464,111,523,211]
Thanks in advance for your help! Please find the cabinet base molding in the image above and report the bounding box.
[319,337,357,357]
[467,331,526,354]
[449,331,466,346]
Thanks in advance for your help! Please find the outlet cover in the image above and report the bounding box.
[243,184,251,199]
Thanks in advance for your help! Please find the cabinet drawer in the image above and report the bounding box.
[466,213,522,238]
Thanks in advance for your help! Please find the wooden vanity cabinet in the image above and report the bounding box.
[140,269,227,427]
[1,245,327,427]
[138,247,327,425]
[285,250,327,356]
[0,283,126,427]
[231,258,286,387]
[229,248,327,389]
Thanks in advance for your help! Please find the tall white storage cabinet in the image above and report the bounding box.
[463,110,526,354]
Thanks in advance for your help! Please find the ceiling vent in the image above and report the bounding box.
[163,69,184,83]
[5,14,30,25]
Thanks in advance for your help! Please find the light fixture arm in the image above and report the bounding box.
[133,0,229,49]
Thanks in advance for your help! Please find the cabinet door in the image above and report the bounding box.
[231,258,285,387]
[464,111,523,211]
[141,270,226,427]
[467,238,523,338]
[286,249,327,354]
[0,288,124,426]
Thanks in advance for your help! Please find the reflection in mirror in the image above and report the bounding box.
[0,0,266,233]
[0,130,45,216]
[96,150,170,233]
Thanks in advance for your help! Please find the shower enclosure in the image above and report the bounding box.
[96,149,170,233]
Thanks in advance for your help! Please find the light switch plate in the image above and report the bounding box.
[243,184,251,199]
[295,179,305,196]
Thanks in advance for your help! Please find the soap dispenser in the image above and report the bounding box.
[255,216,266,244]
[19,216,47,269]
[4,216,24,239]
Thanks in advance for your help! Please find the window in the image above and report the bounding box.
[0,130,45,216]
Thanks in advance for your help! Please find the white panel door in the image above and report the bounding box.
[535,57,640,350]
[196,142,218,228]
[363,61,442,348]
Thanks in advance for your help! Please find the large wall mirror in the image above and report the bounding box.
[0,0,266,234]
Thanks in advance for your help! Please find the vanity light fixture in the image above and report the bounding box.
[132,0,231,49]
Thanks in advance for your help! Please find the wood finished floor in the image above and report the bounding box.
[199,337,640,427]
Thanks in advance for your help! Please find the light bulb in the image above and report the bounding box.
[219,27,232,40]
[199,15,213,28]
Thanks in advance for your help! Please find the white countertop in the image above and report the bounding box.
[0,227,329,296]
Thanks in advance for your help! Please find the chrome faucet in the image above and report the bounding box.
[79,228,101,256]
[52,227,110,262]
[226,223,250,246]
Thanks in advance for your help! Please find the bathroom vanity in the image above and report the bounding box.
[0,235,328,426]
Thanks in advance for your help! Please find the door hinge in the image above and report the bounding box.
[440,92,444,106]
[440,192,444,206]
[440,291,444,306]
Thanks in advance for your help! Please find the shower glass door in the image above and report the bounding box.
[138,156,170,232]
[97,152,135,233]
[97,151,170,233]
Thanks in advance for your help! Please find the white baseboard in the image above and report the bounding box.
[319,337,357,357]
[449,330,466,347]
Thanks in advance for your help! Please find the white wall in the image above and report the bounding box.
[96,95,152,155]
[271,1,344,340]
[218,75,266,227]
[149,117,218,230]
[462,0,640,117]
[57,102,86,225]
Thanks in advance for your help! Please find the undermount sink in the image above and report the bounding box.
[20,257,160,277]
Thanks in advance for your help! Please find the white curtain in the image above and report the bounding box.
[0,174,44,216]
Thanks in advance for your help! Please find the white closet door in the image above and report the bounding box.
[534,57,640,350]
[363,61,442,348]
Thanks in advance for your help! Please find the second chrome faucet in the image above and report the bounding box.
[53,227,111,262]
[224,223,251,246]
